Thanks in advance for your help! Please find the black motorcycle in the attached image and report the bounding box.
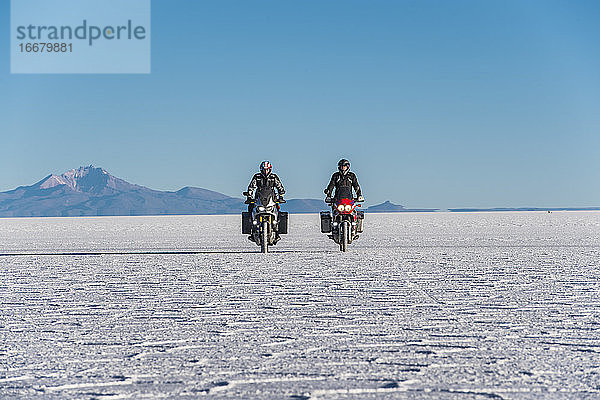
[242,187,288,253]
[320,187,364,252]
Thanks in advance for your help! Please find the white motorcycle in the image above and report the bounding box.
[242,187,288,253]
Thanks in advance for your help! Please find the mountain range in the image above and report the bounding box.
[4,166,590,217]
[0,166,424,217]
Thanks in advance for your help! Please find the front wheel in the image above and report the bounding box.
[261,220,269,253]
[340,221,349,252]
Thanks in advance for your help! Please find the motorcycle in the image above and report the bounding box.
[242,187,288,253]
[320,187,364,252]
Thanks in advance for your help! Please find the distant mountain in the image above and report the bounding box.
[367,201,405,212]
[366,200,438,213]
[0,166,244,217]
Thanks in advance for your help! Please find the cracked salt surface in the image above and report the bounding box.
[1,212,599,399]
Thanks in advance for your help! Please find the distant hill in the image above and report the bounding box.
[366,200,438,213]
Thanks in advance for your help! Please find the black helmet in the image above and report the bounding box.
[260,160,272,176]
[338,159,350,174]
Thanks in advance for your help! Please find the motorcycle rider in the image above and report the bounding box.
[324,158,364,203]
[246,161,286,242]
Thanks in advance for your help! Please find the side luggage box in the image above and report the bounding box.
[242,211,252,234]
[357,210,365,233]
[320,211,332,233]
[278,211,289,234]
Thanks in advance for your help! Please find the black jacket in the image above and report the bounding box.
[325,171,362,199]
[248,173,285,198]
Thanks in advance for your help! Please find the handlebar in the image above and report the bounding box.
[246,198,285,205]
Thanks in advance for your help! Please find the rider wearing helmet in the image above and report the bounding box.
[246,161,286,243]
[324,158,364,203]
[246,161,286,213]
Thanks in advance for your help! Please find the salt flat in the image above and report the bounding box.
[1,212,599,399]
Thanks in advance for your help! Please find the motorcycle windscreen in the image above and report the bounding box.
[335,186,353,201]
[257,186,276,207]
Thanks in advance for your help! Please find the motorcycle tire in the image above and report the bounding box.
[261,220,269,253]
[340,221,349,252]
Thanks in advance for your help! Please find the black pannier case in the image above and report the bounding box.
[357,210,365,232]
[278,211,289,234]
[241,211,252,234]
[320,211,332,233]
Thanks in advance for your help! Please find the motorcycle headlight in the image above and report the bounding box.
[258,206,265,212]
[345,204,352,212]
[337,204,345,212]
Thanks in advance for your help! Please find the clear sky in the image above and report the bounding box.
[1,0,599,208]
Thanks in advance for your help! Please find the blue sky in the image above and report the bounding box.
[1,0,599,208]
